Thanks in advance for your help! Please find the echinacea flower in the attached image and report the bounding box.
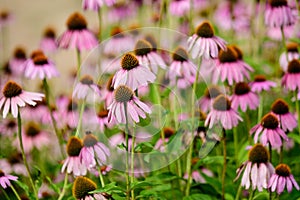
[39,27,58,54]
[104,27,133,55]
[15,121,51,153]
[112,53,156,91]
[54,96,79,129]
[0,81,44,118]
[73,176,108,200]
[169,0,190,17]
[235,144,274,191]
[271,99,297,132]
[58,12,98,51]
[279,43,299,72]
[0,154,27,176]
[82,0,116,11]
[61,136,87,176]
[9,47,27,76]
[211,46,252,85]
[79,132,110,169]
[167,46,197,88]
[0,170,18,189]
[249,75,277,93]
[102,76,114,108]
[108,85,151,124]
[134,39,166,74]
[0,10,13,28]
[23,50,59,79]
[250,113,288,148]
[282,59,300,91]
[198,85,222,113]
[205,94,243,130]
[265,0,297,28]
[268,163,299,194]
[90,109,113,132]
[0,118,17,136]
[188,21,227,59]
[154,127,175,152]
[73,75,101,100]
[231,82,259,112]
[183,158,214,183]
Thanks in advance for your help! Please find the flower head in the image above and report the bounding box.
[108,85,151,124]
[249,75,277,93]
[205,94,243,130]
[279,43,299,72]
[0,81,44,118]
[268,164,299,194]
[58,12,98,51]
[265,0,297,28]
[104,27,133,55]
[231,82,259,112]
[23,50,59,79]
[282,59,300,91]
[198,85,222,112]
[188,21,227,59]
[79,132,110,169]
[271,99,297,132]
[82,0,116,11]
[250,113,288,148]
[112,53,156,91]
[0,170,18,189]
[39,27,58,54]
[235,144,274,191]
[9,47,27,76]
[134,39,166,74]
[61,137,87,176]
[169,0,190,17]
[73,75,101,100]
[73,176,108,200]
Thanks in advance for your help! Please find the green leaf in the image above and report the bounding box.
[15,180,29,196]
[183,194,213,200]
[45,176,61,194]
[130,181,154,190]
[90,182,125,195]
[288,133,300,144]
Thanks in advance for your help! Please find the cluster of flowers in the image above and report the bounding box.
[0,0,299,199]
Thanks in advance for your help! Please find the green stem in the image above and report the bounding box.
[17,111,38,199]
[43,79,65,158]
[10,184,22,200]
[131,130,136,200]
[75,100,85,137]
[76,48,81,79]
[177,159,183,191]
[269,143,272,164]
[235,184,242,200]
[222,129,227,200]
[98,167,105,187]
[124,103,130,200]
[294,90,300,135]
[189,0,194,34]
[57,173,68,200]
[97,8,102,42]
[233,126,239,167]
[0,187,10,200]
[185,57,201,196]
[249,189,255,200]
[258,94,263,124]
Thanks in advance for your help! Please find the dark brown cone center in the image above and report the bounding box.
[261,113,279,129]
[144,35,157,51]
[205,86,222,99]
[196,22,214,38]
[172,47,188,62]
[271,99,289,115]
[106,76,114,92]
[3,81,22,98]
[134,40,152,56]
[67,13,87,31]
[234,82,250,95]
[30,50,44,59]
[231,45,243,60]
[249,144,269,163]
[163,127,175,138]
[269,0,288,7]
[80,75,94,85]
[67,100,78,111]
[110,27,125,38]
[212,95,231,111]
[7,120,16,128]
[286,43,298,53]
[219,47,238,63]
[67,137,83,156]
[25,122,41,137]
[98,110,109,118]
[44,28,56,39]
[14,48,26,59]
[275,164,291,177]
[0,170,4,177]
[121,53,139,70]
[33,55,49,66]
[73,176,97,199]
[114,85,134,103]
[254,75,267,82]
[287,59,300,74]
[83,132,98,147]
